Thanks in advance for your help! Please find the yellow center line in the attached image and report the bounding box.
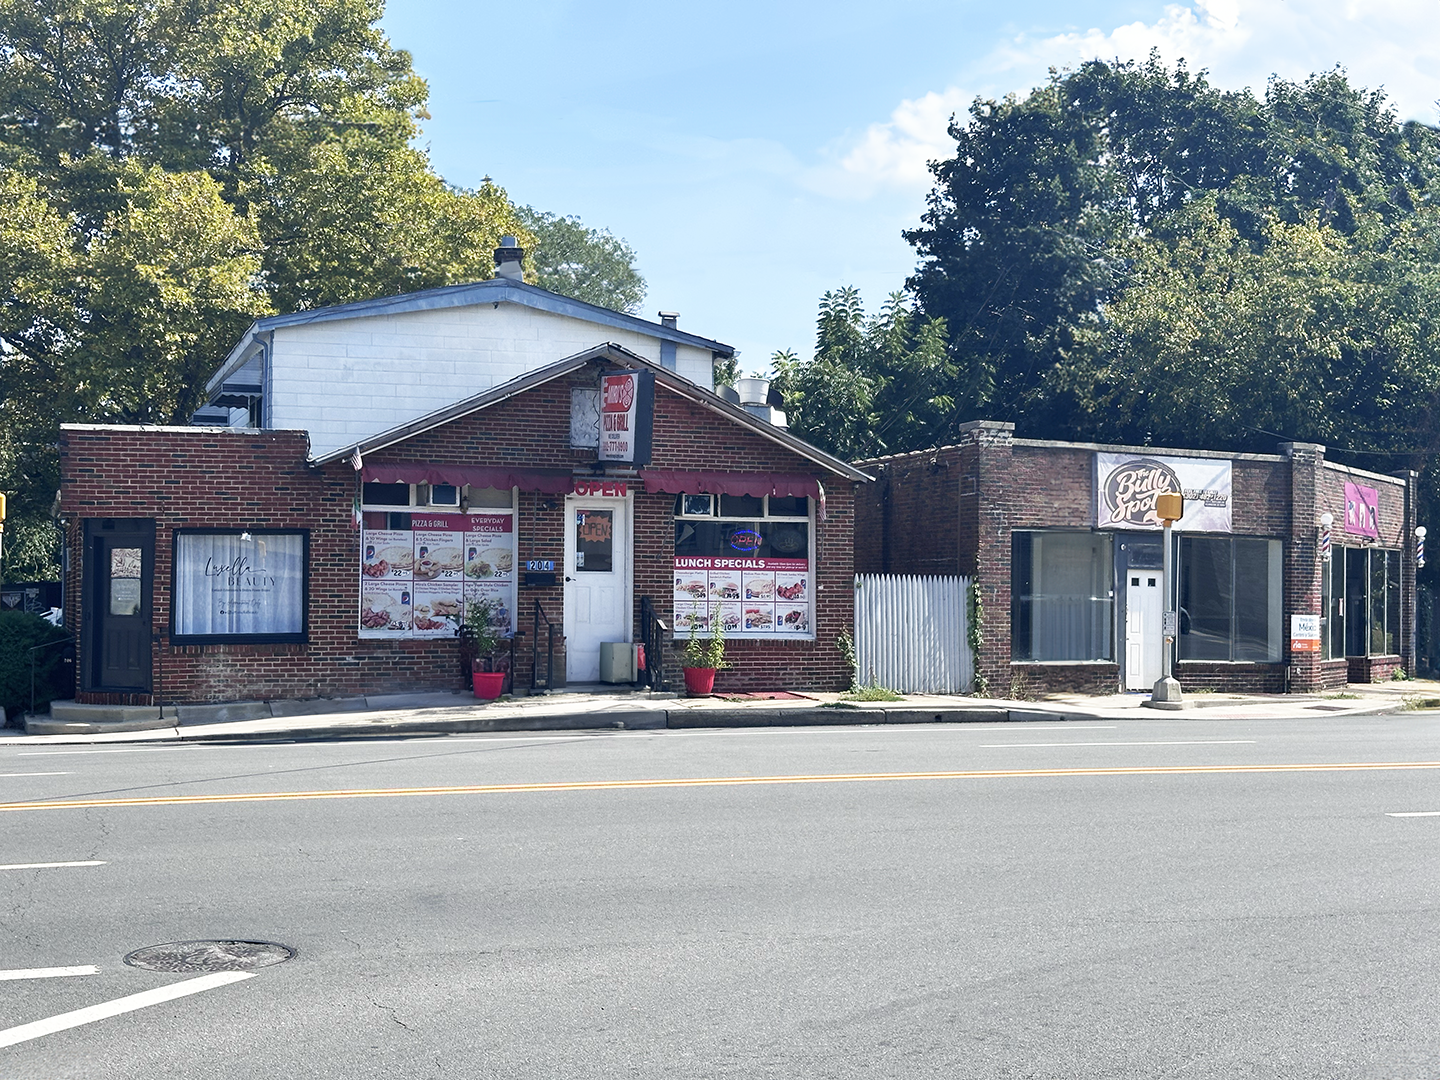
[3,760,1440,812]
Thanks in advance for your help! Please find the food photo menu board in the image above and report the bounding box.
[360,513,515,639]
[672,557,812,638]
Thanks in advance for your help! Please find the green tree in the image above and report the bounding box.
[513,205,646,313]
[0,0,539,580]
[904,56,1440,441]
[769,287,950,460]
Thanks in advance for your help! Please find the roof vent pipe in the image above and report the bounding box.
[658,311,679,328]
[494,236,525,282]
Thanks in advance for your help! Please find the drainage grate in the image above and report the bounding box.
[124,940,295,973]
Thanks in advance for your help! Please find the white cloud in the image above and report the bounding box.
[835,0,1440,193]
[836,89,971,192]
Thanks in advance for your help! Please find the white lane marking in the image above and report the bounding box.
[0,772,73,777]
[0,970,254,1049]
[17,749,167,757]
[1387,811,1440,817]
[981,740,1257,748]
[0,966,100,981]
[0,861,106,871]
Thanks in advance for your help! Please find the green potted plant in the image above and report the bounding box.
[455,598,507,699]
[681,611,729,696]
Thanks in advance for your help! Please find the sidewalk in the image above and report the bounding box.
[4,678,1435,747]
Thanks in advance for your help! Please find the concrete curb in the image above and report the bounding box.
[4,696,1410,745]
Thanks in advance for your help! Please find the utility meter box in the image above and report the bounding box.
[599,642,638,684]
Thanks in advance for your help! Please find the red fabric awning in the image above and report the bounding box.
[639,469,826,519]
[361,463,574,494]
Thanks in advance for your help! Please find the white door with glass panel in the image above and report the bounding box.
[1124,572,1163,690]
[563,496,631,683]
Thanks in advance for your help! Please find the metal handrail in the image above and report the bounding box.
[639,596,669,692]
[531,600,557,692]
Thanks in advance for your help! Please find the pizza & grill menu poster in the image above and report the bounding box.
[672,557,812,637]
[359,513,515,639]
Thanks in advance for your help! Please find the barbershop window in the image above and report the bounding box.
[1322,547,1401,658]
[1178,536,1282,662]
[1011,531,1113,662]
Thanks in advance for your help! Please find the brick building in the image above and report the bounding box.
[61,343,866,708]
[856,422,1417,697]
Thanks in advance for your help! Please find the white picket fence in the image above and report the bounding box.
[853,574,974,694]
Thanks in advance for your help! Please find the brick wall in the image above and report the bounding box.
[60,366,855,706]
[858,427,1417,697]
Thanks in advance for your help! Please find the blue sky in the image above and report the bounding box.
[381,0,1439,371]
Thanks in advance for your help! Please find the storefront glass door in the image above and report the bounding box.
[563,495,631,683]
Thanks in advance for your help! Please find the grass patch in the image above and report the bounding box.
[1401,696,1440,711]
[1323,692,1359,700]
[837,685,904,703]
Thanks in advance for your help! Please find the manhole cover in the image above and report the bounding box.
[124,940,295,973]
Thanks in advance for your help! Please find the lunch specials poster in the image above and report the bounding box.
[359,513,515,639]
[672,556,812,637]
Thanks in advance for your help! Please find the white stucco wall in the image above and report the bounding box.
[264,303,716,459]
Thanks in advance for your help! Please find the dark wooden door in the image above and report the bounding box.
[85,520,155,691]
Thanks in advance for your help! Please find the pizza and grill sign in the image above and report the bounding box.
[598,371,655,465]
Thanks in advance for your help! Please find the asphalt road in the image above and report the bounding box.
[3,714,1440,1079]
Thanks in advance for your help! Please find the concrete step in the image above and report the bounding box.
[48,700,178,723]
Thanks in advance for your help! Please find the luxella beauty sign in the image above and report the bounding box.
[598,370,655,465]
[1095,453,1232,532]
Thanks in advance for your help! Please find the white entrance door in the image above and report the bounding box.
[1124,571,1164,690]
[563,495,631,683]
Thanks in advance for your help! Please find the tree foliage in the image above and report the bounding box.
[768,54,1440,548]
[899,55,1440,458]
[513,205,646,314]
[0,0,547,579]
[769,287,949,460]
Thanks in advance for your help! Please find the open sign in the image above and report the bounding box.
[729,529,763,552]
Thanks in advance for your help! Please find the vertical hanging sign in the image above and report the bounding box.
[597,370,654,465]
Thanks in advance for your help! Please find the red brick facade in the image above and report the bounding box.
[60,363,856,706]
[857,423,1416,696]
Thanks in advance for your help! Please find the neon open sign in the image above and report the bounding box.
[729,529,763,552]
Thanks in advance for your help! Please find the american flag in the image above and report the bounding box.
[350,446,363,472]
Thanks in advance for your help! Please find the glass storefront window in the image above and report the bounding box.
[1330,546,1402,658]
[671,495,814,638]
[1178,536,1282,662]
[1011,532,1113,661]
[173,531,307,642]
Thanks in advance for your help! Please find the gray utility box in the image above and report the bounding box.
[599,642,639,684]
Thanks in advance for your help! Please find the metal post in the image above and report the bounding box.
[1147,511,1186,710]
[1163,518,1173,682]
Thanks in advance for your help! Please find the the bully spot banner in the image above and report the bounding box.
[1095,453,1232,532]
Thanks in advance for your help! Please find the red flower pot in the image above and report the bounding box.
[683,666,716,697]
[472,671,506,700]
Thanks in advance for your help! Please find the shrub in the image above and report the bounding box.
[0,610,70,721]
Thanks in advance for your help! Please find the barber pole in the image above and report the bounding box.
[1319,513,1332,563]
[1417,526,1426,570]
